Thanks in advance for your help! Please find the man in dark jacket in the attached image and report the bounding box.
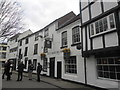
[5,60,11,81]
[37,63,42,82]
[17,61,25,81]
[2,61,7,79]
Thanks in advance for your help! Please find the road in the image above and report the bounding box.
[2,73,63,89]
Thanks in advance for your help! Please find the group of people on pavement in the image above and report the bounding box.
[2,60,13,81]
[2,60,42,82]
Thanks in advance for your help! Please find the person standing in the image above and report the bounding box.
[2,61,7,79]
[5,60,11,81]
[17,61,25,81]
[28,61,34,80]
[37,63,42,82]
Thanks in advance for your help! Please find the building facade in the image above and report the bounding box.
[7,30,32,70]
[80,0,120,89]
[0,43,7,67]
[16,12,76,75]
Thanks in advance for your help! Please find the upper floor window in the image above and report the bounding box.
[44,29,49,37]
[19,40,22,46]
[24,47,28,56]
[35,33,39,41]
[72,26,80,44]
[34,44,38,54]
[2,47,7,51]
[62,31,67,47]
[25,38,29,44]
[90,13,116,36]
[109,14,115,29]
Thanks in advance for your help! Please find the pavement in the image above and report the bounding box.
[11,71,98,90]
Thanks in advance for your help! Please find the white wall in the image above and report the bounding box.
[105,32,118,47]
[91,1,102,18]
[53,19,85,83]
[103,1,118,12]
[93,36,103,49]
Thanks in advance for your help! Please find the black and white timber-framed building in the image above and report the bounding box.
[80,0,120,89]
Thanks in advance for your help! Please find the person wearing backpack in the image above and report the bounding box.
[28,61,34,80]
[16,61,25,81]
[37,63,42,82]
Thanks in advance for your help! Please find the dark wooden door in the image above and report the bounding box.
[49,57,55,78]
[57,62,62,79]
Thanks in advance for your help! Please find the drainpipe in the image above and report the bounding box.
[84,57,87,85]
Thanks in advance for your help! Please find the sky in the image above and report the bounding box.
[17,0,80,32]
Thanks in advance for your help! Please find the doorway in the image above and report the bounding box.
[57,62,62,79]
[49,57,55,78]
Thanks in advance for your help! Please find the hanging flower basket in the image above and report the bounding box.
[62,48,70,53]
[62,48,71,59]
[40,53,46,60]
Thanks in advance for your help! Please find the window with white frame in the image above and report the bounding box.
[109,14,115,29]
[90,13,116,36]
[90,24,94,35]
[33,59,37,70]
[35,33,39,41]
[44,29,49,37]
[43,58,47,72]
[72,26,80,44]
[65,56,77,74]
[97,57,120,80]
[34,44,38,54]
[62,31,67,47]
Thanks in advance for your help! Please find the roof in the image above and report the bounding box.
[56,14,80,30]
[18,11,76,41]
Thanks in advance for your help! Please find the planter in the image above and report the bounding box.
[40,53,46,60]
[62,48,71,59]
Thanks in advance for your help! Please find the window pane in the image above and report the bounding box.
[108,58,114,64]
[109,66,115,72]
[98,71,103,77]
[90,24,94,35]
[95,22,99,34]
[116,66,120,72]
[102,59,107,64]
[104,72,109,78]
[109,14,115,29]
[103,66,109,71]
[110,72,116,79]
[103,17,108,31]
[97,66,102,70]
[97,59,101,64]
[115,58,120,64]
[117,73,120,80]
[99,20,103,32]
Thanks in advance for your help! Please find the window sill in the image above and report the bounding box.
[71,42,81,47]
[90,28,117,38]
[97,77,120,82]
[60,46,68,49]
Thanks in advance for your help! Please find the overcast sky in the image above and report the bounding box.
[17,0,80,32]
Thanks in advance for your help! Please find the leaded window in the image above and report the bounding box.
[65,56,77,74]
[90,13,115,37]
[97,57,120,80]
